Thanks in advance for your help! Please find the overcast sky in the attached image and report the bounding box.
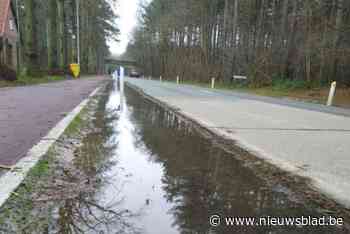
[108,0,140,56]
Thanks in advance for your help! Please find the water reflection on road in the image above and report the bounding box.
[100,84,176,234]
[99,82,347,234]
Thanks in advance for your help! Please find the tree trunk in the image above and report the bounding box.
[283,0,298,79]
[279,0,289,77]
[58,0,67,71]
[48,0,58,71]
[305,1,312,83]
[330,0,343,81]
[24,0,38,76]
[231,0,239,75]
[222,0,230,81]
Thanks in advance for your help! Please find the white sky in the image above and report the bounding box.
[108,0,140,56]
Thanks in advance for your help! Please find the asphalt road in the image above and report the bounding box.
[0,77,107,166]
[126,77,350,208]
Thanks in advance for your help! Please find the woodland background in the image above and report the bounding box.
[14,0,118,77]
[126,0,350,88]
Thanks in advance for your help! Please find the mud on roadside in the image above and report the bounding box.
[0,82,139,234]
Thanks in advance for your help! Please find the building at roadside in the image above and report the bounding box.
[0,0,18,72]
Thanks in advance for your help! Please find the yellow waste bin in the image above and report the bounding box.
[70,63,80,78]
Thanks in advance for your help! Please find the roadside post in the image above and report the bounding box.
[327,81,337,106]
[119,67,125,111]
[160,76,162,82]
[76,0,80,65]
[120,67,125,94]
[211,77,215,89]
[176,76,180,84]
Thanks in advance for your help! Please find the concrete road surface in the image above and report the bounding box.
[0,77,107,166]
[126,77,350,208]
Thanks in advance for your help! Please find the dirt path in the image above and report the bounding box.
[0,76,107,166]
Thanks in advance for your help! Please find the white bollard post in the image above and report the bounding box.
[327,81,337,106]
[176,76,179,84]
[211,77,215,89]
[120,67,125,94]
[160,76,162,82]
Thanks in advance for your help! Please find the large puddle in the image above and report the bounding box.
[96,82,347,233]
[0,81,348,233]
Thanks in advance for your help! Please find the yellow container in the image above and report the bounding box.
[70,63,80,78]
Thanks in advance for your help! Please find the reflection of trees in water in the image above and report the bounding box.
[74,99,118,178]
[27,165,139,234]
[35,166,139,234]
[49,92,141,234]
[125,88,345,234]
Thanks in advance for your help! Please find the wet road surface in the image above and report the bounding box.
[125,78,350,208]
[0,77,106,166]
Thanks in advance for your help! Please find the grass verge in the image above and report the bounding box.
[0,150,55,230]
[0,75,65,88]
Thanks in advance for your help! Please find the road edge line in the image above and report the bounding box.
[0,84,104,208]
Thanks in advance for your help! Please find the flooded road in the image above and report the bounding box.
[0,81,348,233]
[97,82,347,234]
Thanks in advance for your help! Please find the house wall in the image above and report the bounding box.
[0,38,3,65]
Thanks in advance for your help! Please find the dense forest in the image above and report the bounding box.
[15,0,118,76]
[126,0,350,87]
